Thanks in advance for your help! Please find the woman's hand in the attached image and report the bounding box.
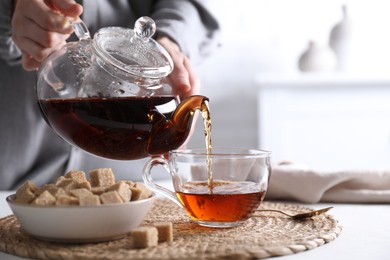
[11,0,83,70]
[157,36,200,100]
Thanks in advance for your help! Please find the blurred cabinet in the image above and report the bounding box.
[256,74,390,170]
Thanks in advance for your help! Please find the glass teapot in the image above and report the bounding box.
[36,16,209,160]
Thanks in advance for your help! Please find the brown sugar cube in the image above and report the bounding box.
[57,179,78,191]
[38,184,67,198]
[55,195,79,206]
[69,188,93,198]
[153,222,173,242]
[129,182,153,201]
[17,180,38,194]
[135,182,153,197]
[48,187,67,198]
[125,180,136,187]
[131,226,158,248]
[91,186,107,195]
[14,180,38,204]
[128,186,141,201]
[14,189,36,204]
[54,176,67,186]
[79,194,101,206]
[64,170,87,183]
[128,186,143,201]
[74,181,92,190]
[100,191,123,204]
[31,190,56,206]
[35,184,56,196]
[107,181,132,202]
[89,168,115,187]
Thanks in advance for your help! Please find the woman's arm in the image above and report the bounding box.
[150,0,220,98]
[0,0,22,65]
[10,0,82,70]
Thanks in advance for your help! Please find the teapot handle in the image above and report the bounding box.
[71,19,91,40]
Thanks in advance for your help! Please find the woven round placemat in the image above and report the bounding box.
[0,199,341,260]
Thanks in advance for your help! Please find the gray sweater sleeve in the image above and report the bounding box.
[151,0,220,64]
[0,0,22,65]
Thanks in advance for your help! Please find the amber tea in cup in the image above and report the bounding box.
[143,148,271,228]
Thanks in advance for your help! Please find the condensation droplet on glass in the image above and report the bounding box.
[145,90,155,98]
[109,81,126,95]
[109,81,119,87]
[117,89,125,95]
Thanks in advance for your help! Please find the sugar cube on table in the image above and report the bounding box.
[131,226,158,248]
[153,222,173,242]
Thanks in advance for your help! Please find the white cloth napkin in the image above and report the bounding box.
[266,162,390,203]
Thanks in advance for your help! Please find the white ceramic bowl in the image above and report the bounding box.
[7,194,155,243]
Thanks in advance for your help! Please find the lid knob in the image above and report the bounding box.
[134,16,156,41]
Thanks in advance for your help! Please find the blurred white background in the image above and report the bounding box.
[187,0,390,170]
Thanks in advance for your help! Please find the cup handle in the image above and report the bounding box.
[142,157,183,208]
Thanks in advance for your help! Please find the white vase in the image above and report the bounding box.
[329,5,354,72]
[298,41,338,72]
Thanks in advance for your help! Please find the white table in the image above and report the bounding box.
[1,191,389,260]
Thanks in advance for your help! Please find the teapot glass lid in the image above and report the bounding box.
[92,16,173,79]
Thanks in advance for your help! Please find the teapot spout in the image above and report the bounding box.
[172,95,209,131]
[148,95,209,155]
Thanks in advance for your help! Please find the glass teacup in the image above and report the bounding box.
[142,148,271,228]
